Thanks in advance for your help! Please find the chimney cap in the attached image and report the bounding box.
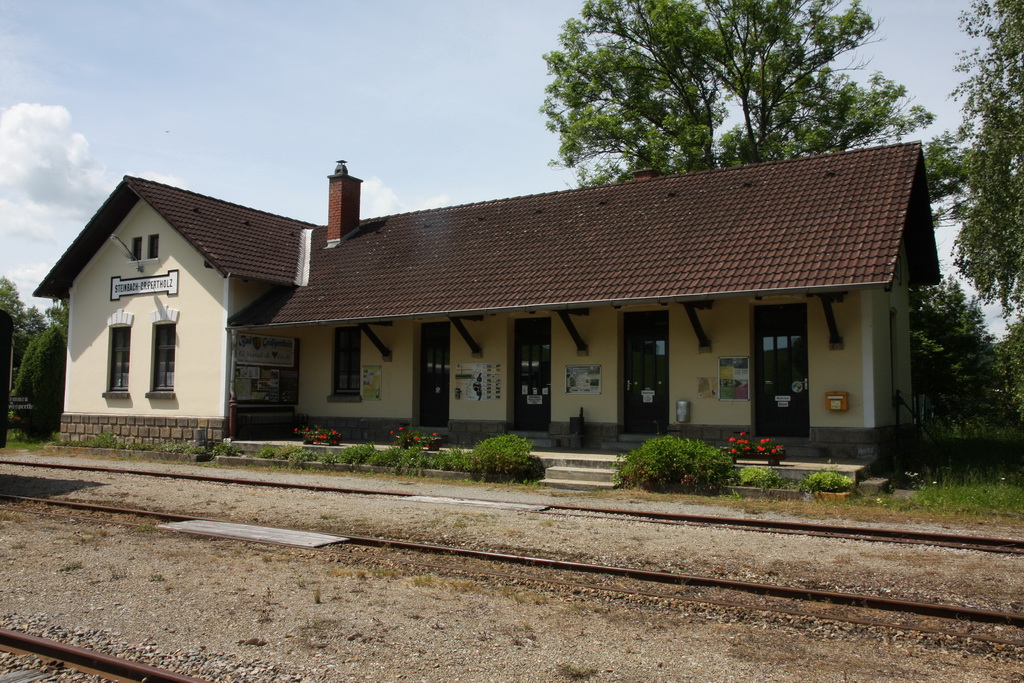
[334,159,349,175]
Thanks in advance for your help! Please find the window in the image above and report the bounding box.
[131,236,143,261]
[109,327,131,391]
[153,324,176,391]
[148,234,159,259]
[333,327,361,394]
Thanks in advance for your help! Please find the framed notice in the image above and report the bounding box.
[565,364,601,394]
[232,334,298,404]
[455,363,501,400]
[361,365,382,400]
[718,356,750,401]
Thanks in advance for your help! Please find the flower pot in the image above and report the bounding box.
[813,491,851,502]
[426,438,442,452]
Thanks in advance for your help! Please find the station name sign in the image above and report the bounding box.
[110,270,179,301]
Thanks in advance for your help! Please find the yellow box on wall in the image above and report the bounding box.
[825,392,849,411]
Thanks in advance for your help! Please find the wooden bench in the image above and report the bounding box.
[237,406,307,440]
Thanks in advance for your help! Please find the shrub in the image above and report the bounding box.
[469,435,543,482]
[737,466,787,490]
[432,446,471,473]
[255,444,282,459]
[615,436,736,490]
[82,432,124,449]
[13,325,66,437]
[798,469,854,493]
[337,443,378,464]
[210,441,241,458]
[253,444,316,464]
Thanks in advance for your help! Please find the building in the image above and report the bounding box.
[35,143,938,459]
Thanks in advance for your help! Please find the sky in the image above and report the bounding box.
[0,0,1005,333]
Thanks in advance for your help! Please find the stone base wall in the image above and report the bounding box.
[810,424,915,461]
[548,421,619,449]
[60,413,226,445]
[446,420,509,447]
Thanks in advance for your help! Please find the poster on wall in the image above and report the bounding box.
[233,367,298,404]
[361,365,382,400]
[718,356,750,401]
[454,363,501,400]
[233,334,298,404]
[565,364,601,394]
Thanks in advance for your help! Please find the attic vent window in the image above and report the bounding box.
[192,207,200,213]
[825,171,837,177]
[742,182,753,188]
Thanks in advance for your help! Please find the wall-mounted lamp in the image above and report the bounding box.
[109,235,143,272]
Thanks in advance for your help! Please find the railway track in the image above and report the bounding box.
[0,625,206,682]
[4,492,1024,646]
[3,458,1023,555]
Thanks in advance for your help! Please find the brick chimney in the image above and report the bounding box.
[327,160,362,244]
[632,168,660,181]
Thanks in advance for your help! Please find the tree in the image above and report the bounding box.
[542,0,934,185]
[953,0,1024,314]
[0,277,46,372]
[996,320,1024,422]
[12,324,67,437]
[909,276,1002,421]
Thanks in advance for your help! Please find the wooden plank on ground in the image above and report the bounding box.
[159,520,348,548]
[405,496,547,512]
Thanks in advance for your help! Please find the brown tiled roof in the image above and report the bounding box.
[232,143,936,326]
[35,177,313,298]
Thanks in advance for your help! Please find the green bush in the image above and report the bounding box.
[615,436,736,490]
[210,441,241,458]
[798,469,854,493]
[469,435,543,482]
[432,446,471,473]
[13,325,66,437]
[253,444,316,464]
[738,466,787,490]
[337,443,378,464]
[82,432,124,449]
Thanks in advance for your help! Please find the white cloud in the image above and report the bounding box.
[362,176,451,217]
[0,103,112,215]
[5,261,56,309]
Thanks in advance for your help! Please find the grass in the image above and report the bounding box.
[1,430,54,451]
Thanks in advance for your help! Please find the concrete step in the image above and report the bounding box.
[540,477,617,491]
[544,465,616,483]
[536,453,619,470]
[516,432,558,449]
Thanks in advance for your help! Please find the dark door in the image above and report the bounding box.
[419,322,450,427]
[624,311,669,434]
[514,318,551,431]
[755,304,810,437]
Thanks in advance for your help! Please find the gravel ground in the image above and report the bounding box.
[1,451,1024,682]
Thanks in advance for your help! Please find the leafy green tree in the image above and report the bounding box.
[953,0,1024,314]
[12,324,67,437]
[909,276,1002,421]
[0,277,46,371]
[996,320,1024,422]
[542,0,934,184]
[923,132,968,228]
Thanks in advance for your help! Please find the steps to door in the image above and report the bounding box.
[537,452,618,490]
